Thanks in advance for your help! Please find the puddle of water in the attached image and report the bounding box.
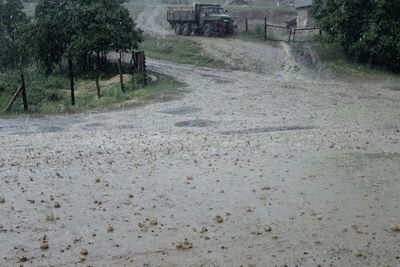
[9,131,36,136]
[175,119,216,127]
[159,107,202,115]
[115,125,134,129]
[214,78,232,84]
[39,126,64,133]
[82,123,106,129]
[219,126,316,135]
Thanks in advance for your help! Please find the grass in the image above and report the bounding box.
[313,42,400,82]
[0,65,185,117]
[232,30,281,47]
[389,86,400,91]
[141,35,232,69]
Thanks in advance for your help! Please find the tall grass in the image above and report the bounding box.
[314,42,400,81]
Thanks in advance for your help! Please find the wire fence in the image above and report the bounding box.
[292,27,321,42]
[236,17,321,43]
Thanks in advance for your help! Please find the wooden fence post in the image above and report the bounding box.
[139,51,147,88]
[20,74,28,111]
[118,52,125,94]
[288,28,292,42]
[68,56,75,106]
[94,63,101,99]
[143,52,147,87]
[264,17,267,40]
[293,28,296,42]
[4,85,22,112]
[245,18,248,33]
[131,52,135,90]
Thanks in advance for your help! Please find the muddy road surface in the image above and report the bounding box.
[1,6,400,267]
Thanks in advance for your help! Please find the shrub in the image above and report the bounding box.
[312,0,400,72]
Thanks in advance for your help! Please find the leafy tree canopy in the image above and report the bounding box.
[312,0,400,72]
[0,0,27,70]
[0,0,27,38]
[19,0,143,73]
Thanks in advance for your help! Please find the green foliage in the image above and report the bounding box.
[0,0,27,35]
[17,0,143,73]
[312,0,400,72]
[69,1,142,56]
[0,0,27,70]
[0,66,184,115]
[142,36,228,69]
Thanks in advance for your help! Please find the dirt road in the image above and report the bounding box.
[1,6,400,267]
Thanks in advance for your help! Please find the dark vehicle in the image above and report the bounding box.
[167,4,235,37]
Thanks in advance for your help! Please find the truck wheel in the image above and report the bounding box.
[204,24,213,37]
[175,24,182,35]
[182,23,191,36]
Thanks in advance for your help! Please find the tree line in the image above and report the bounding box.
[1,0,143,74]
[312,0,400,73]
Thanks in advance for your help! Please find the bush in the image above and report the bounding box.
[0,81,6,92]
[312,0,400,72]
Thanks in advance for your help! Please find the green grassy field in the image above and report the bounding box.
[313,42,400,82]
[141,35,235,69]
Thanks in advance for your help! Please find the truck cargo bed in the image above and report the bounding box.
[167,6,196,22]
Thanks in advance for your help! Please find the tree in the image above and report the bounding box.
[24,0,143,73]
[69,0,142,70]
[312,0,400,72]
[0,0,26,39]
[0,0,27,70]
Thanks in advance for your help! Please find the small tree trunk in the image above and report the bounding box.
[20,74,28,111]
[293,28,297,42]
[94,63,101,99]
[68,56,75,106]
[96,51,101,70]
[264,17,267,41]
[141,52,147,87]
[118,52,125,94]
[131,52,135,90]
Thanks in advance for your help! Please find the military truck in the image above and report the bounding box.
[167,4,235,37]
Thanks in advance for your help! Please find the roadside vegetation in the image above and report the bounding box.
[142,35,230,69]
[313,42,400,82]
[1,0,184,116]
[232,27,281,47]
[312,0,400,73]
[0,65,184,116]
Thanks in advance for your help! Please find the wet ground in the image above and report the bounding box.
[1,6,400,267]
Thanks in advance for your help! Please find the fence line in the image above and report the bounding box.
[240,17,320,43]
[4,74,28,112]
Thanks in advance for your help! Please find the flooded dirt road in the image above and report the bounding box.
[1,6,400,267]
